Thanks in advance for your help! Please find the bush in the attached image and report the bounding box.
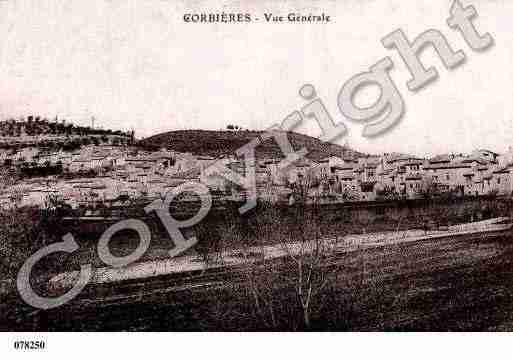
[0,206,62,281]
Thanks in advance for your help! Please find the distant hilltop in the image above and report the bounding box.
[0,116,134,149]
[138,129,366,161]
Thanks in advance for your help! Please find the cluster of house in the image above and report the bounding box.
[1,144,513,209]
[256,148,513,202]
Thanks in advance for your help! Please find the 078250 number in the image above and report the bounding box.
[13,340,45,350]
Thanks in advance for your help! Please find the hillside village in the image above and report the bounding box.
[1,120,513,211]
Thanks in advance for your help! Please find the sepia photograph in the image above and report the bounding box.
[0,0,512,357]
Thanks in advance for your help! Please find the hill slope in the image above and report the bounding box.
[0,118,131,138]
[139,130,365,160]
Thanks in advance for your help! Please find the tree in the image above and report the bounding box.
[194,221,223,272]
[280,199,342,328]
[420,175,438,199]
[236,184,340,329]
[375,183,399,201]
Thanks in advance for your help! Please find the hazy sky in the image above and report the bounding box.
[0,0,510,156]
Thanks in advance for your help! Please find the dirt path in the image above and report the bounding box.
[49,217,512,289]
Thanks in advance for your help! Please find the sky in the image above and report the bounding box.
[0,0,510,156]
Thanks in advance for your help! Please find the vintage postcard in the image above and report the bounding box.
[0,0,512,356]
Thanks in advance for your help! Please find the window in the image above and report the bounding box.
[498,177,501,184]
[446,174,450,180]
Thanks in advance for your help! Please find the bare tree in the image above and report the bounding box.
[229,203,287,329]
[280,199,341,329]
[236,184,342,329]
[194,220,223,272]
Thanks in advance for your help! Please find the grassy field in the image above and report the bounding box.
[4,229,513,331]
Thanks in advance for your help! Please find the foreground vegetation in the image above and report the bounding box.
[2,197,513,330]
[3,229,513,331]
